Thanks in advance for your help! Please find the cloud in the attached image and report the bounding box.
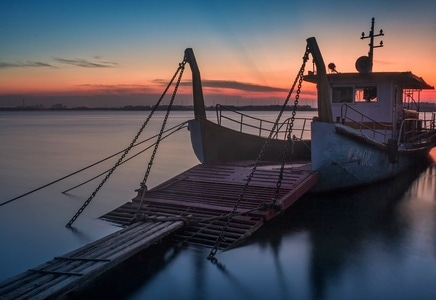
[54,58,118,68]
[153,79,287,93]
[0,61,55,69]
[76,83,153,94]
[202,80,287,93]
[0,57,117,69]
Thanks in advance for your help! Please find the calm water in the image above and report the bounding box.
[0,111,435,299]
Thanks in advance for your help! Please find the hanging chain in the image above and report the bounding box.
[65,59,186,228]
[272,49,309,207]
[207,47,310,260]
[134,60,186,217]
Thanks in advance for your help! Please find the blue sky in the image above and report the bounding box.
[1,0,435,107]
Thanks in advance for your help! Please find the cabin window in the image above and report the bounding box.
[355,86,377,102]
[332,87,353,103]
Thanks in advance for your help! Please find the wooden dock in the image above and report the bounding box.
[0,161,317,299]
[0,221,184,299]
[102,161,317,249]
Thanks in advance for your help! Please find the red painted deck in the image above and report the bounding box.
[102,161,317,249]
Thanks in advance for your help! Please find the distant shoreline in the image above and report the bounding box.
[0,104,318,112]
[1,102,436,112]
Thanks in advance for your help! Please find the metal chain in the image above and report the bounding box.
[272,49,309,207]
[207,47,310,259]
[65,59,186,228]
[134,61,186,216]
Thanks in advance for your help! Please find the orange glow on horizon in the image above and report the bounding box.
[1,44,435,106]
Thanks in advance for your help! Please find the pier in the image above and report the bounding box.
[102,161,317,249]
[0,161,317,299]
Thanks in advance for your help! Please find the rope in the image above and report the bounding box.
[65,60,186,228]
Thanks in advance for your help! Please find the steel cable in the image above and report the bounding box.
[65,61,186,227]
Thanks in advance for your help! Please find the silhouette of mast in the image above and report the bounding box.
[360,17,384,72]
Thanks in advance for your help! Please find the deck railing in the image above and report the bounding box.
[398,117,436,146]
[215,104,311,140]
[422,111,436,130]
[340,103,436,146]
[340,103,393,143]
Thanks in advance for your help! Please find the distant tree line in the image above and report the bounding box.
[2,102,436,112]
[0,104,318,111]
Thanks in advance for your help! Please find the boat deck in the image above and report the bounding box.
[0,161,317,299]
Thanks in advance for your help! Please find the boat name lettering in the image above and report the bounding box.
[347,148,374,166]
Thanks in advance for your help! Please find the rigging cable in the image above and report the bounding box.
[207,46,310,260]
[0,121,188,208]
[65,60,186,228]
[272,51,308,207]
[62,121,188,193]
[133,60,186,219]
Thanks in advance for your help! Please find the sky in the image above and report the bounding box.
[0,0,435,108]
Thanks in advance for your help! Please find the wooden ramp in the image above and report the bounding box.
[0,161,316,299]
[0,221,184,299]
[102,161,317,249]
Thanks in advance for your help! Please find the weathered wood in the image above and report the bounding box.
[54,256,111,262]
[0,221,184,299]
[103,162,316,250]
[28,269,83,276]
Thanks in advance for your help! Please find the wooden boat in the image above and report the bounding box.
[184,47,313,164]
[185,18,436,192]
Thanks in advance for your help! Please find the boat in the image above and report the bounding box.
[184,18,436,192]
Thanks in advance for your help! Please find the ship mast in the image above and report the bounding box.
[360,17,384,72]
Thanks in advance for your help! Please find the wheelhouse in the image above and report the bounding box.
[305,71,434,143]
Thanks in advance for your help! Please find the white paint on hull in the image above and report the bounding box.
[311,122,425,192]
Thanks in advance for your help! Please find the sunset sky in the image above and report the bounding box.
[1,0,435,108]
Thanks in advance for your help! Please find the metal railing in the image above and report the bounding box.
[398,118,436,145]
[421,111,436,130]
[340,103,436,146]
[215,104,311,140]
[340,103,393,142]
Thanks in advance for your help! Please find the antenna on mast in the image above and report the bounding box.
[358,17,384,73]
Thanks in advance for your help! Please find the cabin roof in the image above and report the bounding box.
[304,71,434,90]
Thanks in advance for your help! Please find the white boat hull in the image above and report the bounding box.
[310,122,430,192]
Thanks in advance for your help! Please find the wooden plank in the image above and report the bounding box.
[55,256,111,262]
[102,161,316,251]
[1,223,153,298]
[131,196,267,215]
[0,220,185,300]
[28,269,83,276]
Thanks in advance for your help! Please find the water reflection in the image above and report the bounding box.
[413,162,436,199]
[3,112,434,298]
[207,255,258,300]
[68,243,183,299]
[252,163,431,299]
[65,164,435,299]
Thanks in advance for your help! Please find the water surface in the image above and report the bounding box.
[0,111,435,299]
